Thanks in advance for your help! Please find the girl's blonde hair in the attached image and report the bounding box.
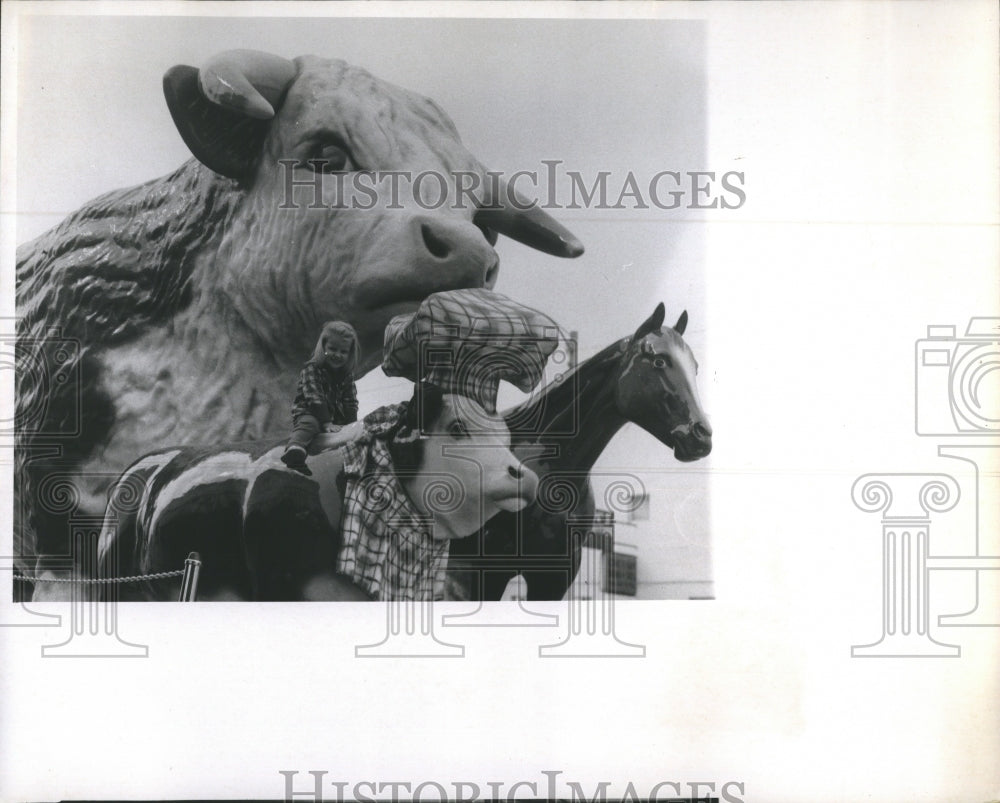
[309,320,361,377]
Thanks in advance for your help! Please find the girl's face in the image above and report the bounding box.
[322,335,352,368]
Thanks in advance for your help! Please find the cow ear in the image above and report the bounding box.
[674,310,688,335]
[414,382,444,432]
[402,392,421,435]
[163,65,272,181]
[401,381,443,435]
[630,302,666,345]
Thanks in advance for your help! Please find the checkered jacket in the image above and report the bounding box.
[336,404,449,601]
[291,361,358,426]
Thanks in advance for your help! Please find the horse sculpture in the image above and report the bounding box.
[447,302,712,600]
[95,383,539,601]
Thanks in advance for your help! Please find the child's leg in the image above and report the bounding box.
[287,414,321,450]
[282,415,320,473]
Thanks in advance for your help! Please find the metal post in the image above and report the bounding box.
[178,552,202,602]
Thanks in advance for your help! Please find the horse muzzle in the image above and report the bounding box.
[670,421,713,462]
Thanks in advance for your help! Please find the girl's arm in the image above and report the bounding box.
[297,363,332,424]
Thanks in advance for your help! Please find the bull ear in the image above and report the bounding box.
[674,310,688,336]
[164,65,271,180]
[630,302,666,345]
[163,52,296,181]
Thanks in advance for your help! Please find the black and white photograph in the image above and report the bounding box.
[1,3,997,802]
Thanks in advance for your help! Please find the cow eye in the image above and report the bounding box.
[448,420,470,439]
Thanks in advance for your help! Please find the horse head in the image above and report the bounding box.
[616,303,712,462]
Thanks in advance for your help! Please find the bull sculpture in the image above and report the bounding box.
[15,50,582,597]
[96,383,540,601]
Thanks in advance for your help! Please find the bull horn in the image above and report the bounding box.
[673,309,688,335]
[164,51,296,180]
[199,50,297,119]
[474,178,584,259]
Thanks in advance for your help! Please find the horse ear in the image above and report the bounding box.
[674,309,688,336]
[630,302,666,344]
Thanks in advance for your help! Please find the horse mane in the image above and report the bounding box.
[505,337,626,443]
[14,159,243,570]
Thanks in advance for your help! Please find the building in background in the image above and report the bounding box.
[568,493,713,600]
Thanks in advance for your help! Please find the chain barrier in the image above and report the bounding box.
[12,553,202,606]
[13,570,184,584]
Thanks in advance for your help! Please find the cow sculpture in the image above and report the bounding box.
[15,50,582,597]
[448,303,712,600]
[95,383,540,601]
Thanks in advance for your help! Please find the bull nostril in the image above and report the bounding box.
[421,223,452,260]
[507,465,523,480]
[693,422,712,439]
[484,258,499,287]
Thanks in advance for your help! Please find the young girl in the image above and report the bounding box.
[281,321,361,475]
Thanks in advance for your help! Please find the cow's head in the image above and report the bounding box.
[163,50,583,371]
[390,383,539,541]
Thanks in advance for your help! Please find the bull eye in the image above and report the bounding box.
[653,357,668,369]
[304,143,353,173]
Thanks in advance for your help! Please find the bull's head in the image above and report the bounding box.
[163,50,583,371]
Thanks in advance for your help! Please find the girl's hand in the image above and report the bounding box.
[323,423,342,433]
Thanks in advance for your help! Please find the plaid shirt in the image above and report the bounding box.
[291,361,358,426]
[382,289,561,413]
[336,404,449,601]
